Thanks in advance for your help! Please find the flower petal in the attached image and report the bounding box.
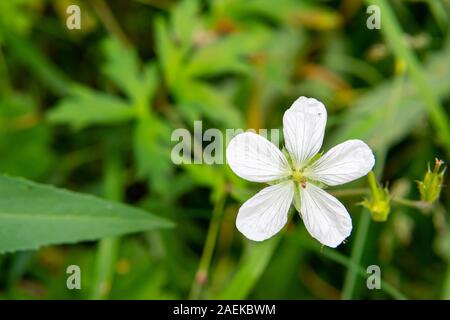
[300,183,352,247]
[226,132,290,183]
[308,139,375,186]
[236,182,294,241]
[283,96,327,168]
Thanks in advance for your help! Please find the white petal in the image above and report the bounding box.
[283,96,327,168]
[226,132,290,183]
[300,183,352,248]
[308,139,375,186]
[236,182,294,241]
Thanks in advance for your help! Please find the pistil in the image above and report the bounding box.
[292,169,307,188]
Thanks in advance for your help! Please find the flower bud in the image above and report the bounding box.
[417,159,446,204]
[362,171,391,222]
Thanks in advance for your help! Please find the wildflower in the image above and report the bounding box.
[226,96,375,247]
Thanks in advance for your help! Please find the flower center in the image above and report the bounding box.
[292,169,307,187]
[292,168,307,188]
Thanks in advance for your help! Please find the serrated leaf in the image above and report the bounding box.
[47,86,136,129]
[155,17,183,89]
[102,38,158,106]
[133,116,172,194]
[176,80,243,127]
[0,175,173,253]
[102,38,140,98]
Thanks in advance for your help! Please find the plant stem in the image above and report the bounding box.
[90,148,122,299]
[303,239,407,300]
[329,188,368,198]
[189,195,226,299]
[342,150,387,299]
[218,236,280,299]
[367,172,380,201]
[391,197,431,212]
[90,237,120,299]
[90,0,131,47]
[367,0,450,156]
[424,0,448,33]
[341,208,371,299]
[341,29,407,297]
[0,26,70,95]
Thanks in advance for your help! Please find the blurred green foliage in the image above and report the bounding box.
[0,0,449,300]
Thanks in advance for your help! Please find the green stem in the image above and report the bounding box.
[90,0,131,47]
[0,27,70,95]
[367,0,450,156]
[90,237,120,299]
[424,0,448,33]
[218,236,280,299]
[189,195,226,299]
[90,148,122,300]
[341,208,372,299]
[329,188,368,198]
[367,172,380,202]
[392,197,431,212]
[303,239,407,300]
[342,150,387,299]
[341,24,408,296]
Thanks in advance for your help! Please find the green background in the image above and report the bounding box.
[0,0,449,299]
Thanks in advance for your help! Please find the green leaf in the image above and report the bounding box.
[0,0,42,39]
[211,0,294,24]
[0,94,54,179]
[155,17,183,89]
[367,0,450,156]
[133,116,172,194]
[102,38,140,96]
[330,44,450,151]
[171,0,199,49]
[0,175,173,253]
[218,237,280,299]
[212,0,338,28]
[298,233,408,300]
[0,27,70,95]
[176,80,243,127]
[47,86,136,129]
[183,164,226,203]
[102,38,158,106]
[186,29,271,78]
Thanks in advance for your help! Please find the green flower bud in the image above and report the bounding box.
[362,171,391,222]
[417,159,446,204]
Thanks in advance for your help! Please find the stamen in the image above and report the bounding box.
[292,169,307,188]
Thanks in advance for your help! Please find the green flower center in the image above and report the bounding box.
[292,169,305,183]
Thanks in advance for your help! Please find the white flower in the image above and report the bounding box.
[226,96,375,247]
